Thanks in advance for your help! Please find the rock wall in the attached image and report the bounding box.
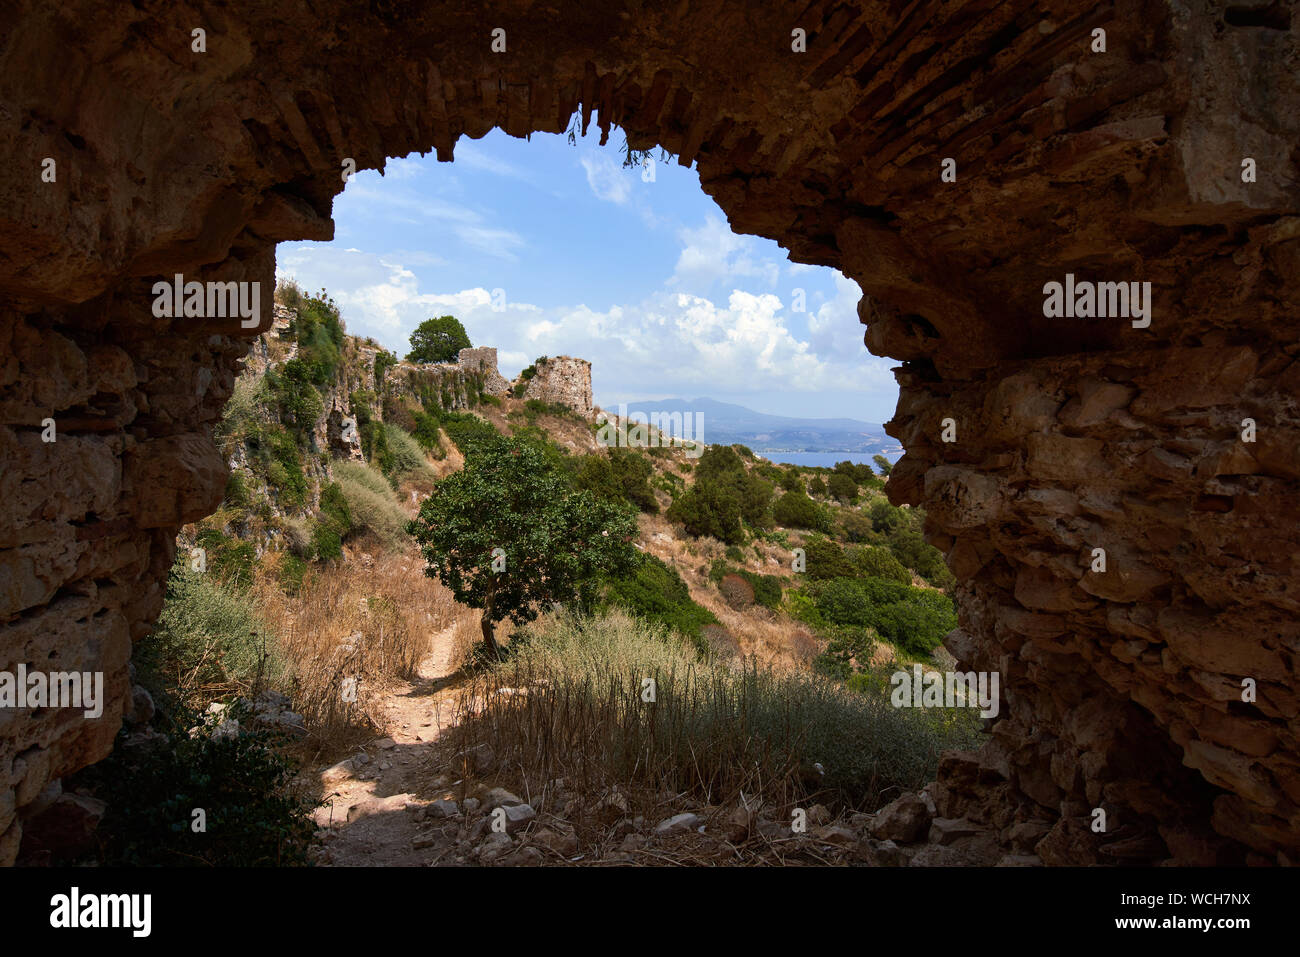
[374,346,509,418]
[455,347,511,400]
[516,356,593,417]
[0,0,1297,864]
[887,326,1300,864]
[0,284,257,863]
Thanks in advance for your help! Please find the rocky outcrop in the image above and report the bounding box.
[515,356,593,417]
[1,0,1297,863]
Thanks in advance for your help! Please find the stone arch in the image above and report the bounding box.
[1,0,1297,864]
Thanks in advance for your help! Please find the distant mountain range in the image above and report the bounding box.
[615,397,898,455]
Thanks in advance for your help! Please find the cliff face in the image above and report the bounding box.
[1,0,1298,864]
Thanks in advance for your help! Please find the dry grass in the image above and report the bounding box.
[251,549,461,740]
[636,514,815,671]
[449,611,481,667]
[425,428,465,480]
[444,610,963,826]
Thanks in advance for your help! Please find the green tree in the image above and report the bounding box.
[667,479,744,543]
[576,449,659,513]
[870,500,906,534]
[827,471,858,502]
[840,509,876,543]
[872,454,893,477]
[803,536,855,580]
[666,445,772,542]
[773,490,830,531]
[850,545,911,585]
[407,315,471,364]
[407,437,638,658]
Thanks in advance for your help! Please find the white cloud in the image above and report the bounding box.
[580,152,633,205]
[672,215,781,291]
[339,182,525,260]
[455,141,536,182]
[277,248,894,416]
[381,156,425,180]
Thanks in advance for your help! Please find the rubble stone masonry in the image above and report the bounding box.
[0,0,1296,863]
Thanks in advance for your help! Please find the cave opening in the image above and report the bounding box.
[1,1,1297,867]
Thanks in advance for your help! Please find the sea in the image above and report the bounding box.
[759,449,904,468]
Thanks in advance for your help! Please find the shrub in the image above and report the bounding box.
[376,423,437,487]
[827,471,858,502]
[275,278,304,311]
[851,545,912,585]
[246,425,310,510]
[666,446,772,542]
[318,482,352,533]
[137,555,282,696]
[265,359,324,438]
[224,469,251,509]
[807,576,957,657]
[709,559,783,610]
[278,552,308,596]
[410,410,443,452]
[808,577,885,628]
[667,480,743,543]
[440,411,500,455]
[773,490,830,531]
[872,589,957,656]
[870,500,907,534]
[840,509,876,543]
[373,349,398,389]
[334,461,410,550]
[275,290,345,388]
[510,424,571,474]
[602,553,718,654]
[70,704,316,866]
[741,570,784,609]
[808,475,828,496]
[523,398,575,421]
[719,573,755,609]
[886,523,952,586]
[803,536,856,580]
[194,527,259,590]
[215,377,262,454]
[310,522,342,562]
[575,449,659,514]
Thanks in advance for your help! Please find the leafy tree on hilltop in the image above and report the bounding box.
[872,454,893,477]
[407,437,638,658]
[407,315,471,364]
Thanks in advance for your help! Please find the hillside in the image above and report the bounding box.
[68,284,986,868]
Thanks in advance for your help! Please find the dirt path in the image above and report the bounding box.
[307,625,467,866]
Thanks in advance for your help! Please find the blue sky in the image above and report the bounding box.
[275,127,900,422]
